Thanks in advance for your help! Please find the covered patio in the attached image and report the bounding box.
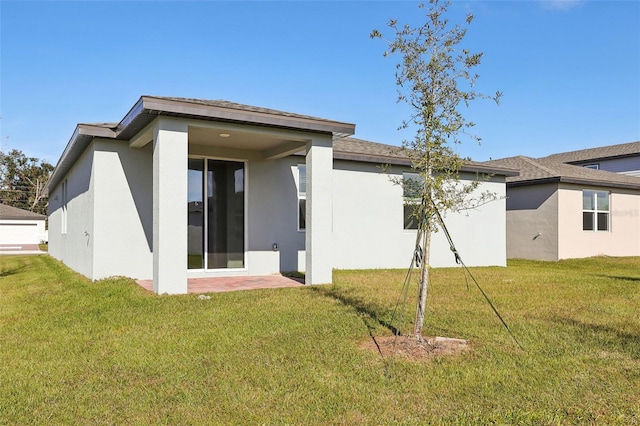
[136,274,304,294]
[46,95,355,295]
[123,96,354,294]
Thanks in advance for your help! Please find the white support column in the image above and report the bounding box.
[305,135,333,285]
[152,118,189,294]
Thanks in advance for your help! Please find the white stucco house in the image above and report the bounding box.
[486,142,640,261]
[47,96,515,294]
[0,203,47,246]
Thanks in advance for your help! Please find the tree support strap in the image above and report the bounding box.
[430,198,524,351]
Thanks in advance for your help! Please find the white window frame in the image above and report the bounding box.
[297,164,306,231]
[61,179,68,234]
[582,189,610,232]
[403,172,421,230]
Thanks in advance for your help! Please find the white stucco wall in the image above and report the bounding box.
[49,139,155,280]
[246,155,305,274]
[50,131,510,283]
[48,145,96,278]
[505,183,559,261]
[92,140,154,280]
[331,161,508,268]
[557,184,640,259]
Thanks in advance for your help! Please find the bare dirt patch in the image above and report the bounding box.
[363,335,472,361]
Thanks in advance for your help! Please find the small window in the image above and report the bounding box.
[583,164,599,170]
[404,204,419,230]
[298,165,306,230]
[582,190,609,231]
[61,179,68,234]
[403,173,422,230]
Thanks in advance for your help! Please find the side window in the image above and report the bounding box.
[582,190,609,231]
[298,165,306,230]
[403,172,421,230]
[61,179,68,234]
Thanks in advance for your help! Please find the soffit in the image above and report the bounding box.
[48,96,356,191]
[188,126,304,151]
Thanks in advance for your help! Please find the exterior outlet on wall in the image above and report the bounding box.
[272,243,278,251]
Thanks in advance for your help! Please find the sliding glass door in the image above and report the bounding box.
[207,160,245,268]
[188,158,245,270]
[188,159,205,269]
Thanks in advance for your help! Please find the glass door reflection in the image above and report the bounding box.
[187,158,204,269]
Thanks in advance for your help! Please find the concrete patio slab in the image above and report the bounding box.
[136,275,304,294]
[0,244,47,255]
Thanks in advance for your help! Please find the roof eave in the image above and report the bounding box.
[333,151,411,167]
[47,124,117,191]
[569,152,640,165]
[119,96,355,138]
[333,152,520,177]
[462,163,520,177]
[0,214,47,220]
[508,176,640,191]
[48,97,356,193]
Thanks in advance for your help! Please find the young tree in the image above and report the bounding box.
[371,1,501,341]
[0,149,54,215]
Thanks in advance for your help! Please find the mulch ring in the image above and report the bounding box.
[362,335,472,361]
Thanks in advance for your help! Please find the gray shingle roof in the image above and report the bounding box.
[50,96,519,191]
[485,155,640,190]
[0,203,46,220]
[333,137,519,176]
[334,137,404,162]
[149,96,345,124]
[542,141,640,164]
[49,96,357,191]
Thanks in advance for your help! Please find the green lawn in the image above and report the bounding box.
[1,255,638,424]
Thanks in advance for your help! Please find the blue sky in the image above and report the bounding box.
[1,0,638,165]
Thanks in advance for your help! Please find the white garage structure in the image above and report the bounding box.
[0,203,47,245]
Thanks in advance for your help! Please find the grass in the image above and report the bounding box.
[0,255,638,424]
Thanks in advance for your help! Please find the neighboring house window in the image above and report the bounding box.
[584,164,599,170]
[582,190,610,231]
[61,179,68,234]
[403,172,421,230]
[298,165,306,230]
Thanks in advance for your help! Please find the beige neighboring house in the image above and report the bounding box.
[486,141,640,261]
[0,203,47,246]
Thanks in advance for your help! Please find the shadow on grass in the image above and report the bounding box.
[553,316,640,360]
[0,263,27,278]
[596,275,640,283]
[308,285,401,337]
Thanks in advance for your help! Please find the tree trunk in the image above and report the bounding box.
[413,225,432,340]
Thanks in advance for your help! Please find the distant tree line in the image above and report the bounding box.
[0,149,54,216]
